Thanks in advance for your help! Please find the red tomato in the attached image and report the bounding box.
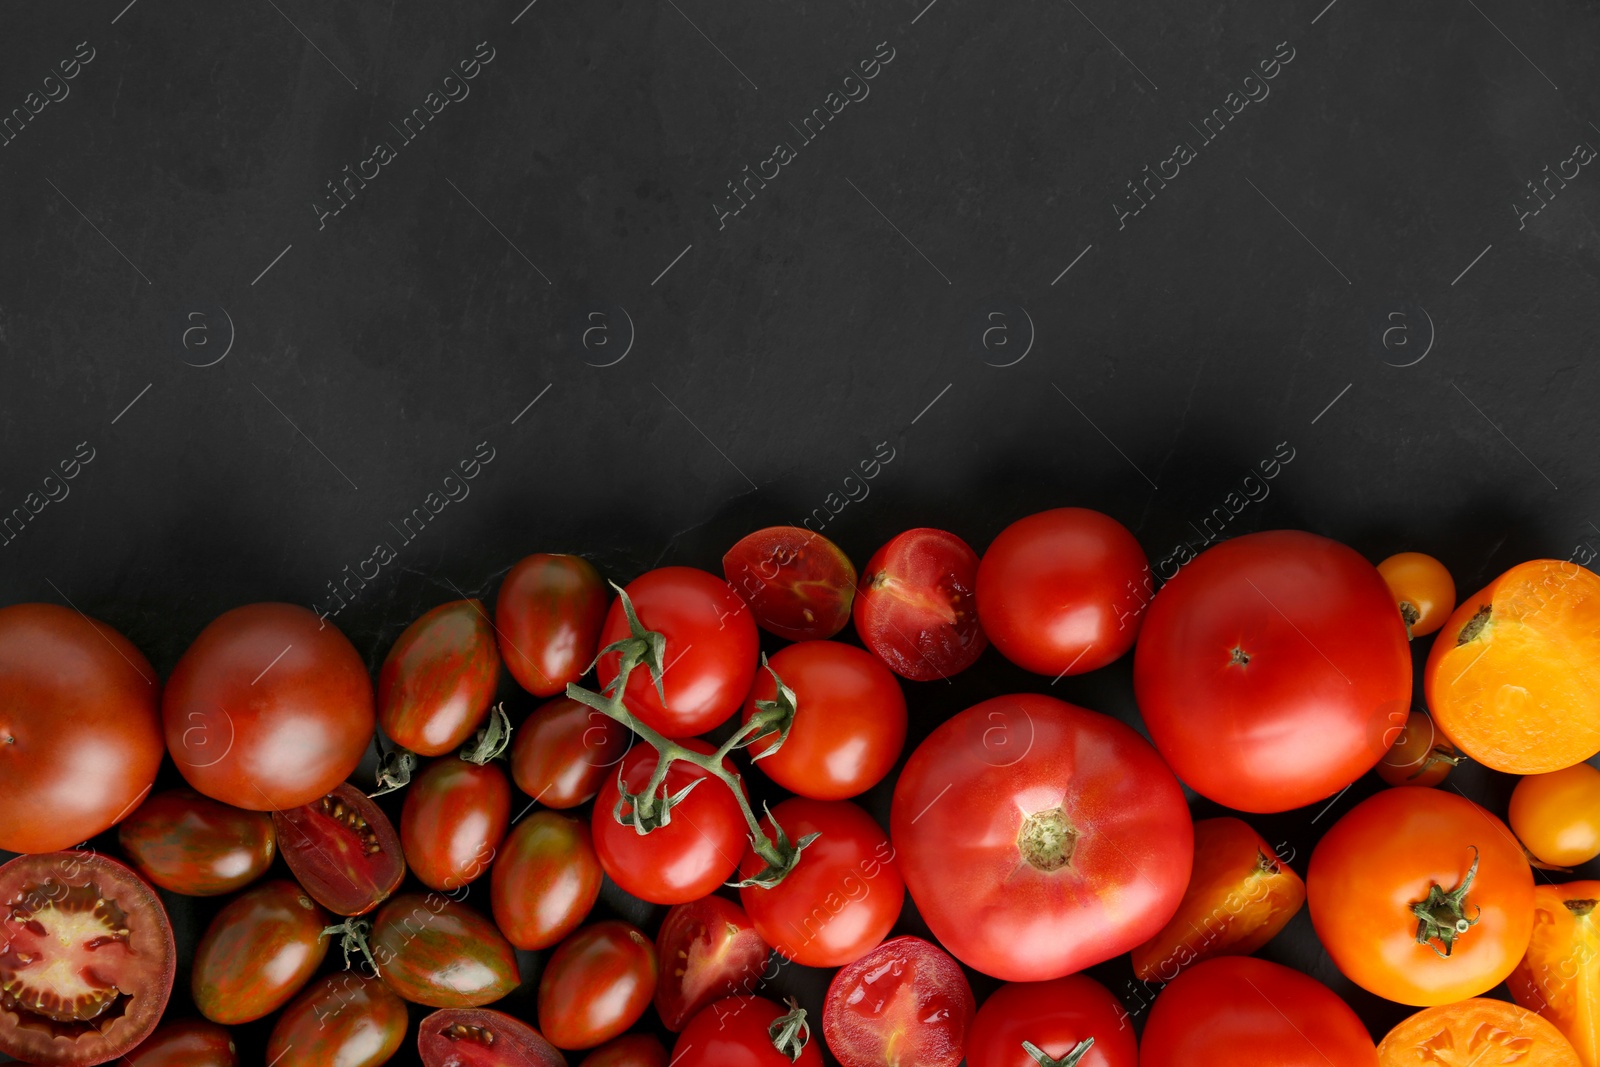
[596,567,759,737]
[267,973,408,1067]
[490,810,602,950]
[0,603,162,853]
[369,893,519,1008]
[163,603,375,811]
[510,696,632,809]
[672,996,824,1067]
[853,528,987,681]
[654,895,771,1032]
[1139,956,1378,1067]
[272,781,406,916]
[496,552,611,698]
[891,693,1192,981]
[967,974,1137,1067]
[823,936,975,1067]
[740,641,906,800]
[538,921,659,1050]
[417,1008,566,1067]
[0,851,175,1067]
[378,599,500,756]
[190,879,330,1024]
[581,1034,668,1067]
[117,787,277,897]
[124,1019,238,1067]
[723,526,857,640]
[401,757,511,892]
[738,798,902,968]
[1133,530,1411,813]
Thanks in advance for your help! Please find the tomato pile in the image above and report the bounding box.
[1,511,1598,1067]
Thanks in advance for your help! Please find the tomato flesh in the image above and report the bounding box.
[823,936,974,1067]
[418,1008,566,1067]
[273,781,406,915]
[853,529,987,681]
[654,895,770,1031]
[723,526,857,640]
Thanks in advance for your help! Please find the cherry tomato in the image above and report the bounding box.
[490,810,602,951]
[538,920,659,1050]
[1377,552,1456,638]
[1378,998,1580,1067]
[0,603,162,854]
[0,851,175,1067]
[654,895,770,1032]
[853,528,987,681]
[823,936,975,1067]
[497,552,610,698]
[370,893,520,1008]
[966,973,1137,1067]
[596,567,759,738]
[124,1019,238,1067]
[190,878,329,1024]
[1511,762,1600,867]
[510,696,632,809]
[1375,709,1461,788]
[1134,530,1412,813]
[378,599,500,756]
[117,787,276,897]
[272,781,406,916]
[672,996,823,1067]
[163,603,375,811]
[401,757,511,891]
[418,1008,567,1067]
[1509,881,1600,1067]
[581,1034,668,1067]
[738,798,902,968]
[267,973,408,1067]
[723,526,857,640]
[976,507,1150,677]
[741,641,906,800]
[1140,956,1377,1067]
[1308,786,1534,1005]
[891,693,1192,981]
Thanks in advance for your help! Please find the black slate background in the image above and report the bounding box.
[3,0,1600,1064]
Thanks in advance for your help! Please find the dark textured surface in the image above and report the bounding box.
[3,0,1600,1063]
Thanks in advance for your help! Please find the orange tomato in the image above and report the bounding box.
[1378,998,1580,1067]
[1376,709,1462,788]
[1511,764,1600,867]
[1509,881,1600,1067]
[1130,817,1305,983]
[1424,560,1600,774]
[1378,552,1457,638]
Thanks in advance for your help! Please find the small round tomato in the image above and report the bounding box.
[581,1034,668,1067]
[163,603,375,811]
[497,553,611,698]
[267,973,408,1067]
[1140,956,1377,1067]
[1510,763,1600,867]
[538,921,659,1050]
[510,696,632,809]
[655,895,770,1032]
[191,879,330,1024]
[967,974,1137,1067]
[379,599,500,756]
[490,810,602,950]
[1377,552,1456,638]
[0,851,175,1067]
[117,787,276,896]
[593,739,748,905]
[853,528,987,681]
[596,567,759,738]
[1375,709,1461,788]
[823,936,975,1067]
[976,507,1150,677]
[418,1008,566,1067]
[1378,998,1580,1067]
[672,996,823,1067]
[741,641,905,800]
[124,1019,238,1067]
[1308,786,1534,1005]
[370,893,519,1008]
[272,781,406,916]
[723,526,857,640]
[0,603,162,854]
[401,757,511,891]
[1509,881,1600,1067]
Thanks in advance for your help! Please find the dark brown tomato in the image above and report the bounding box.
[191,879,330,1024]
[579,1035,668,1067]
[273,781,406,916]
[123,1019,238,1067]
[401,758,511,892]
[370,893,520,1008]
[418,1008,567,1067]
[496,553,610,698]
[853,529,988,682]
[379,599,501,757]
[117,787,276,897]
[510,696,632,810]
[489,810,602,951]
[538,921,659,1050]
[654,896,770,1031]
[723,526,857,640]
[267,973,409,1067]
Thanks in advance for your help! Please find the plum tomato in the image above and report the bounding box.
[723,526,857,640]
[1510,762,1600,867]
[966,973,1137,1067]
[596,567,759,738]
[975,507,1151,677]
[489,810,602,951]
[1308,787,1534,1005]
[272,781,406,916]
[401,757,511,892]
[267,973,409,1067]
[1508,881,1600,1067]
[654,895,770,1032]
[0,603,162,854]
[370,893,520,1008]
[671,996,823,1067]
[163,603,375,811]
[580,1034,668,1067]
[890,693,1192,981]
[378,599,500,757]
[538,921,658,1050]
[741,641,906,800]
[497,552,610,698]
[117,787,276,896]
[510,696,632,810]
[823,935,975,1067]
[1378,998,1581,1067]
[1134,530,1412,813]
[123,1019,238,1067]
[191,879,329,1025]
[418,1008,567,1067]
[853,528,987,681]
[1377,552,1457,638]
[1375,709,1461,788]
[0,851,175,1067]
[738,798,902,968]
[1140,956,1377,1067]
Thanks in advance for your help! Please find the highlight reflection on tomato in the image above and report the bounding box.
[967,973,1137,1067]
[400,756,511,892]
[723,526,857,640]
[671,996,823,1067]
[267,973,408,1067]
[490,809,602,951]
[124,1019,238,1067]
[496,552,611,698]
[417,1008,567,1067]
[654,895,770,1032]
[822,936,975,1067]
[853,528,987,682]
[1509,881,1600,1067]
[190,879,330,1025]
[369,893,520,1008]
[272,781,406,916]
[538,920,658,1050]
[378,598,500,756]
[510,696,631,810]
[118,787,276,897]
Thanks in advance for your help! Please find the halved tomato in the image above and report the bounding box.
[853,528,987,681]
[418,1008,566,1067]
[1378,998,1580,1066]
[723,526,856,640]
[822,936,975,1067]
[654,895,771,1031]
[272,781,406,915]
[1509,881,1600,1067]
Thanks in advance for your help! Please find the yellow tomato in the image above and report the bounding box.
[1511,763,1600,867]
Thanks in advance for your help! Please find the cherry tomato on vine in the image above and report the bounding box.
[1509,881,1600,1067]
[538,921,659,1050]
[191,879,330,1025]
[124,1019,238,1067]
[378,598,500,756]
[723,526,857,640]
[497,552,610,698]
[967,973,1137,1067]
[510,696,632,809]
[654,895,770,1032]
[417,1008,567,1067]
[401,757,511,892]
[1510,762,1600,867]
[823,936,975,1067]
[853,528,987,681]
[267,974,408,1067]
[672,996,823,1067]
[272,781,405,916]
[1375,709,1461,788]
[1378,998,1580,1067]
[1377,552,1456,638]
[581,1034,668,1067]
[369,893,520,1008]
[118,787,276,897]
[490,809,602,951]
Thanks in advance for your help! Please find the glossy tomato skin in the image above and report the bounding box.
[123,1019,238,1067]
[489,810,602,951]
[267,973,409,1067]
[538,921,659,1050]
[1509,763,1600,867]
[741,641,906,800]
[272,781,406,916]
[163,603,375,811]
[1508,881,1600,1067]
[0,603,162,853]
[853,528,987,681]
[379,599,500,756]
[510,696,632,810]
[497,553,610,698]
[891,693,1192,981]
[976,507,1151,677]
[191,879,330,1024]
[370,893,519,1007]
[1140,956,1377,1067]
[401,757,511,891]
[117,787,276,896]
[596,566,759,738]
[823,936,975,1067]
[1374,710,1459,788]
[1134,530,1411,813]
[580,1034,668,1067]
[967,974,1137,1067]
[654,896,770,1032]
[723,526,857,640]
[1377,552,1456,638]
[417,1008,567,1067]
[672,996,824,1067]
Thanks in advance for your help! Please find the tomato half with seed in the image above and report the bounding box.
[418,1008,567,1067]
[272,781,406,916]
[370,893,520,1008]
[1509,881,1600,1067]
[723,526,857,640]
[267,973,408,1067]
[124,1019,238,1067]
[538,921,659,1050]
[117,787,276,896]
[1375,709,1461,788]
[580,1034,667,1067]
[823,936,975,1067]
[490,810,602,951]
[967,974,1137,1067]
[191,878,329,1024]
[497,553,610,698]
[0,851,175,1067]
[654,895,770,1032]
[854,528,987,681]
[379,599,500,756]
[401,757,511,891]
[1378,998,1580,1067]
[511,696,633,809]
[672,996,823,1067]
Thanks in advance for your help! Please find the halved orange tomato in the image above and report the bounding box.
[1509,881,1600,1067]
[1378,997,1580,1066]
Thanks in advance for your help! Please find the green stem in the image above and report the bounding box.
[1411,845,1482,958]
[1024,1038,1094,1067]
